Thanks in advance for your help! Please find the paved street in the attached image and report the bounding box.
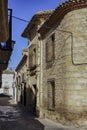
[0,94,86,130]
[0,94,44,130]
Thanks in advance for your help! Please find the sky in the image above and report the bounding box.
[8,0,65,70]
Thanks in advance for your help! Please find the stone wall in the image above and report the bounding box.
[40,8,87,125]
[16,56,27,105]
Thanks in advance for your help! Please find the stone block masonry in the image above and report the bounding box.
[40,7,87,126]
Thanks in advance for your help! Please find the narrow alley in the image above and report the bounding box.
[0,94,86,130]
[0,94,44,130]
[1,0,87,130]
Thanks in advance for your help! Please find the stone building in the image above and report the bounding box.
[16,48,28,106]
[12,71,17,102]
[16,0,87,126]
[21,10,53,115]
[1,69,15,96]
[0,1,15,87]
[38,0,87,126]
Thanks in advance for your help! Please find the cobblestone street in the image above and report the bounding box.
[0,94,86,130]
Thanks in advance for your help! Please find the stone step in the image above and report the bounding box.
[36,118,86,130]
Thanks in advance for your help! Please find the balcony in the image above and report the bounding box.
[0,9,15,71]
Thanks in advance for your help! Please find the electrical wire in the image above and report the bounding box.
[12,15,29,23]
[10,14,87,67]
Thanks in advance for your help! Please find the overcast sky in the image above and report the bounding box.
[8,0,65,70]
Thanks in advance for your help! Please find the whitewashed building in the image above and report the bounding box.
[1,69,15,96]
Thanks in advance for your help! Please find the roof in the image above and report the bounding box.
[35,10,53,15]
[15,55,27,72]
[38,0,87,36]
[21,10,54,38]
[3,69,14,74]
[22,48,28,56]
[22,48,28,52]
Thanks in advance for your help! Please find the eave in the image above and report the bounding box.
[21,10,54,38]
[15,55,27,72]
[38,0,87,36]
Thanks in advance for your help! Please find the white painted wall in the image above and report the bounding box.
[0,88,3,93]
[2,73,14,96]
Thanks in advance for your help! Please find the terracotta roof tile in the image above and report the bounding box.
[38,0,87,36]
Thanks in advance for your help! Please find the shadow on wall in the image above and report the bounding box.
[19,84,40,117]
[25,86,36,114]
[0,93,13,106]
[0,93,11,97]
[0,94,44,130]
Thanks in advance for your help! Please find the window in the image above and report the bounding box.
[22,73,26,82]
[18,76,21,84]
[29,53,33,68]
[29,47,36,69]
[47,79,55,110]
[46,33,55,64]
[29,25,37,41]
